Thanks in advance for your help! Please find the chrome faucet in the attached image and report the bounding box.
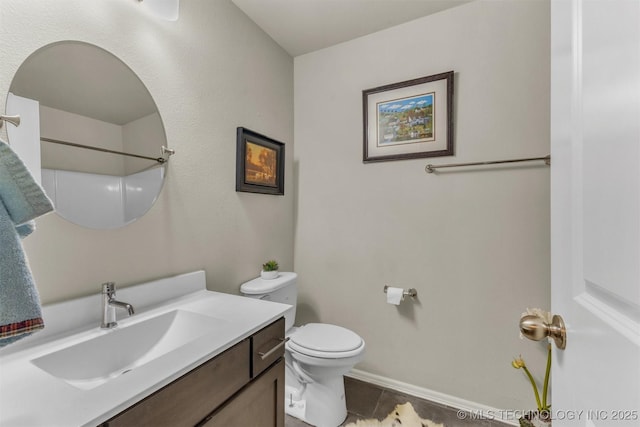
[101,282,135,329]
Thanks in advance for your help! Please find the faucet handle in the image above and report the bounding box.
[102,282,116,294]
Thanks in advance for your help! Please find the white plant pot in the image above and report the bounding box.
[261,270,278,280]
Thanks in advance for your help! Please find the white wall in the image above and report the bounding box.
[123,112,165,175]
[40,105,125,175]
[294,0,550,411]
[0,0,294,303]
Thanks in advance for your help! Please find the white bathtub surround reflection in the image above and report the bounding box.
[0,271,289,427]
[41,166,164,229]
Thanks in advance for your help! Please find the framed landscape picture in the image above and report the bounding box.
[236,127,285,195]
[363,71,454,163]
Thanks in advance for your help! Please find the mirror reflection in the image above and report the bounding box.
[8,41,168,229]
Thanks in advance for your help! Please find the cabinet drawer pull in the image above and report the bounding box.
[258,337,289,360]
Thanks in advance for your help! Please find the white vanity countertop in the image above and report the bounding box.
[0,271,289,427]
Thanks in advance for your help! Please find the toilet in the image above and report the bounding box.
[240,272,365,427]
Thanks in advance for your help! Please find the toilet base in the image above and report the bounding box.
[284,377,347,427]
[284,385,307,420]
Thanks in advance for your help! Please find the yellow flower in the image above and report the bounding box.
[512,356,526,369]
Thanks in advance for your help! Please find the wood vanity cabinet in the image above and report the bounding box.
[100,317,285,427]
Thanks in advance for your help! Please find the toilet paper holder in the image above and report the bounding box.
[383,285,417,299]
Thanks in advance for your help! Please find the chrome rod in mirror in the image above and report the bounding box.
[41,137,173,164]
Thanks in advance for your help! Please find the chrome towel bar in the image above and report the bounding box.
[426,155,550,174]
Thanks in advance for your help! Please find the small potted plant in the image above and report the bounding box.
[512,308,552,427]
[261,260,279,280]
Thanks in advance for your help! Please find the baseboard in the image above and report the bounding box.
[346,369,519,426]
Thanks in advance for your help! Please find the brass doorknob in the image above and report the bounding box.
[520,314,566,350]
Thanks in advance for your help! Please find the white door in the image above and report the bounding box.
[6,92,42,184]
[551,0,640,425]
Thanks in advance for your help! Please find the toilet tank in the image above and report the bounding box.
[240,272,297,331]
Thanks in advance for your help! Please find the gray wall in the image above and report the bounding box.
[0,0,294,303]
[293,0,551,411]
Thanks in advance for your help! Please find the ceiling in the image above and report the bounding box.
[231,0,474,57]
[10,42,158,125]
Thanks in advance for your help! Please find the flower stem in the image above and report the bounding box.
[522,365,542,411]
[542,343,551,409]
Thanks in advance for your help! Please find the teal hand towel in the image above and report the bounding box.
[0,138,53,347]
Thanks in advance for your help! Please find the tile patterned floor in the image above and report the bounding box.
[285,377,512,427]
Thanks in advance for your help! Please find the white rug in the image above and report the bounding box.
[344,402,444,427]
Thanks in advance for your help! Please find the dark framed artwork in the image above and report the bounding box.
[363,71,454,163]
[236,127,285,195]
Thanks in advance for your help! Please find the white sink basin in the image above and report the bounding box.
[31,310,227,390]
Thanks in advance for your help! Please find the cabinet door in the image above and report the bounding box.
[201,358,284,427]
[103,340,250,427]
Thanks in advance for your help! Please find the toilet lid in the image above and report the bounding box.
[289,323,363,355]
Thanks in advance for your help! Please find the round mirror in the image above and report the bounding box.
[8,41,168,229]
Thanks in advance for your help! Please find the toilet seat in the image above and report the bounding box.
[288,323,364,359]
